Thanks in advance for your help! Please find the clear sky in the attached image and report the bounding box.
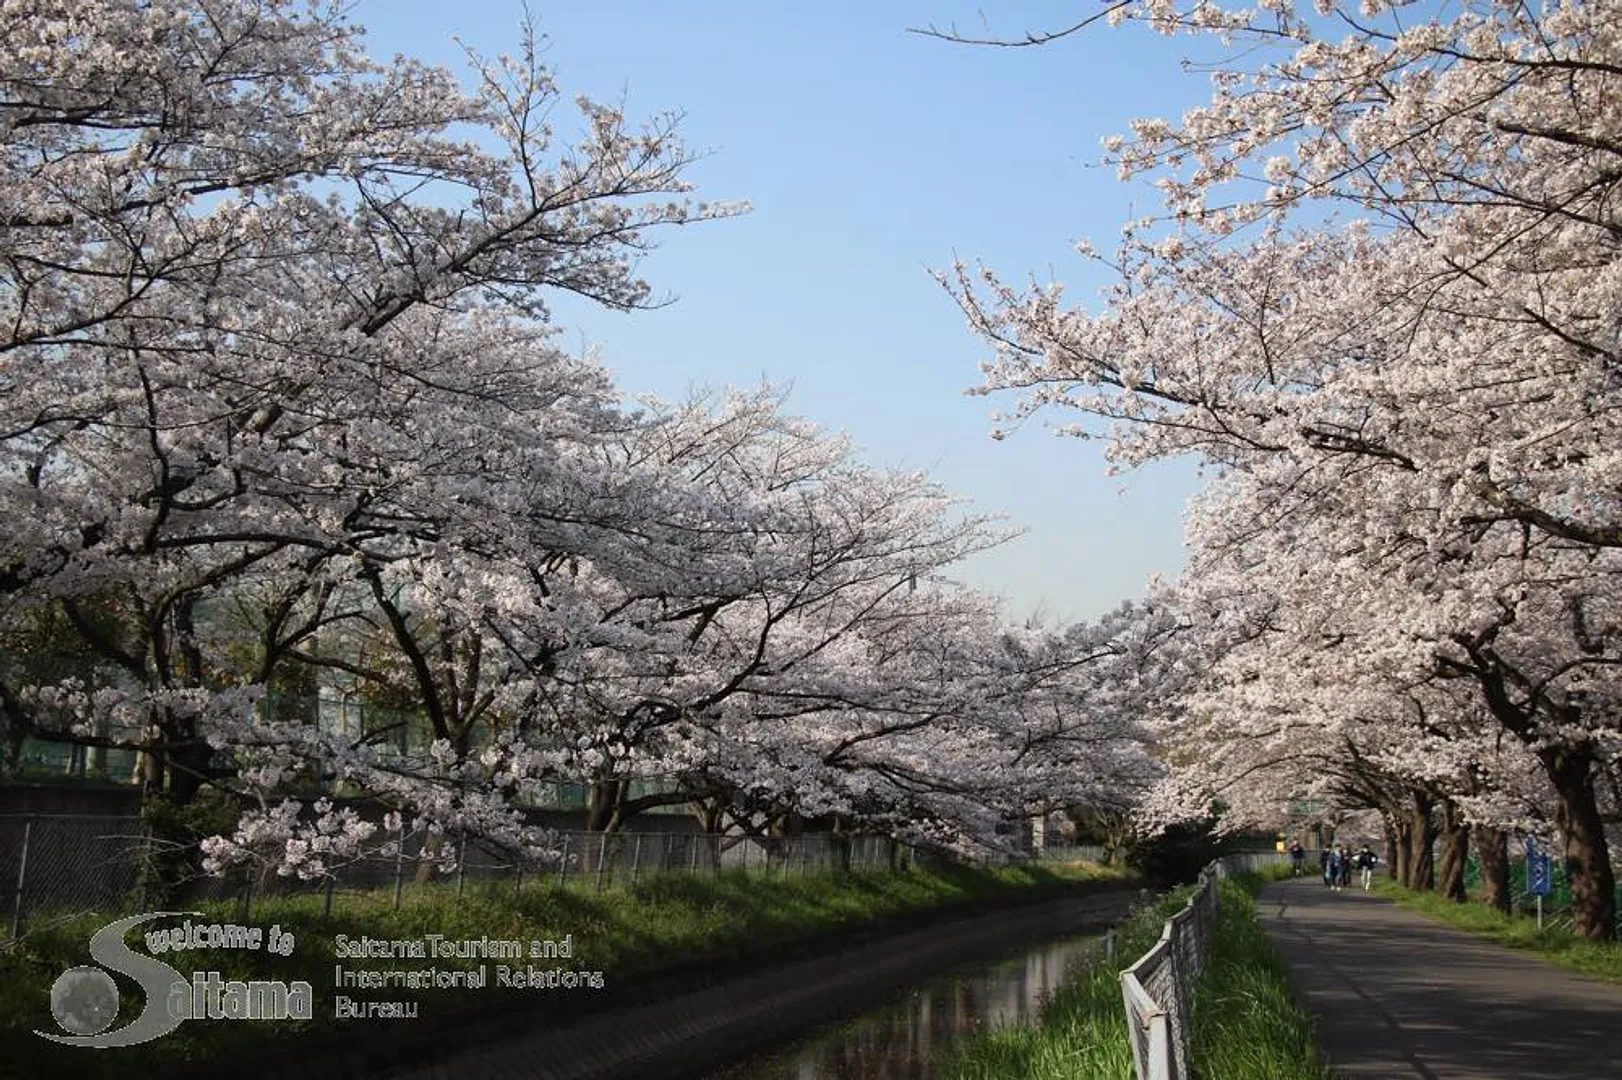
[354,2,1213,625]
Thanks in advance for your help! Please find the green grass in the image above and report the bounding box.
[946,865,1327,1080]
[1,860,1124,1080]
[1370,880,1622,985]
[1189,875,1329,1080]
[944,885,1192,1080]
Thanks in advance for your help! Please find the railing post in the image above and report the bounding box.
[631,834,643,885]
[1164,920,1192,1078]
[556,835,570,888]
[1148,1013,1172,1080]
[393,837,405,910]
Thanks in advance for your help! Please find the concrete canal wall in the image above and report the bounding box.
[235,883,1137,1080]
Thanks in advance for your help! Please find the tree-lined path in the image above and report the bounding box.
[1258,879,1622,1079]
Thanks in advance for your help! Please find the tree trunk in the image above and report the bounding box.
[693,800,724,836]
[167,739,213,804]
[1404,791,1436,891]
[1389,810,1412,887]
[1435,800,1469,903]
[1476,825,1511,915]
[1543,747,1616,942]
[414,830,443,884]
[1383,823,1400,881]
[586,778,623,832]
[1474,649,1616,940]
[140,744,164,796]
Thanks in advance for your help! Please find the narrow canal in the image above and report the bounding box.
[705,931,1103,1079]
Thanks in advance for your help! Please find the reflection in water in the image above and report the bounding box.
[707,934,1101,1080]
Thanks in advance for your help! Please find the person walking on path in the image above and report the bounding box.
[1356,844,1377,890]
[1289,839,1305,877]
[1319,845,1332,887]
[1336,843,1353,890]
[1257,877,1622,1078]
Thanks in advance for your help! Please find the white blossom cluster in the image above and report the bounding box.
[948,0,1622,934]
[0,1,1170,879]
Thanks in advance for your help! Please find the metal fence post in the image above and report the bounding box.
[10,815,34,939]
[136,821,152,912]
[631,835,643,886]
[393,838,405,910]
[456,829,467,899]
[557,834,570,889]
[324,874,335,918]
[594,834,607,891]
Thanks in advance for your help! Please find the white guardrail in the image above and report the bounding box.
[1118,852,1288,1080]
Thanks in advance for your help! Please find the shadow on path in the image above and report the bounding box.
[1258,879,1622,1079]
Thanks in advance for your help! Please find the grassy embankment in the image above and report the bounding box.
[1,859,1123,1080]
[1369,879,1622,985]
[946,865,1328,1080]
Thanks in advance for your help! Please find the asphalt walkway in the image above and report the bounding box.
[1257,878,1622,1079]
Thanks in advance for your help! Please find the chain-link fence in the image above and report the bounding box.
[1117,852,1286,1080]
[1461,851,1622,936]
[1036,843,1109,864]
[290,828,919,920]
[1,813,923,939]
[1,813,148,938]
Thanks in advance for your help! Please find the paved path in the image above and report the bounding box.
[1258,878,1622,1079]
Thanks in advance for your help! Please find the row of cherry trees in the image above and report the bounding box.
[947,0,1621,937]
[0,1,1166,881]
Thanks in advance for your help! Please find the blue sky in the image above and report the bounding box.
[355,2,1212,624]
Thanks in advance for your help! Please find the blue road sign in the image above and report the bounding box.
[1528,853,1553,896]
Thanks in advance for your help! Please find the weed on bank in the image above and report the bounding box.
[1372,880,1622,985]
[946,869,1328,1080]
[1,860,1121,1080]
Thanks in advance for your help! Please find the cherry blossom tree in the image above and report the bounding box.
[2,1,1179,886]
[0,0,741,878]
[936,0,1622,935]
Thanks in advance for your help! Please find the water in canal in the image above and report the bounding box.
[706,932,1103,1080]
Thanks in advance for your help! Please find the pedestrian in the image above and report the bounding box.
[1335,844,1352,890]
[1319,846,1332,887]
[1357,845,1377,891]
[1289,840,1305,877]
